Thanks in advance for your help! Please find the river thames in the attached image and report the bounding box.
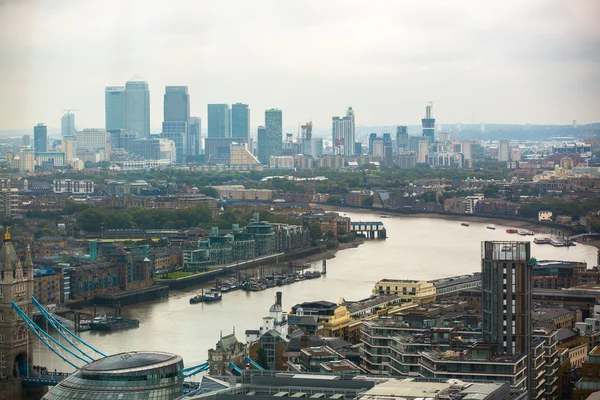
[35,211,599,372]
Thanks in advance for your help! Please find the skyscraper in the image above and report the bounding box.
[301,121,313,156]
[33,123,47,153]
[422,103,435,143]
[396,126,408,153]
[481,241,533,396]
[164,86,190,159]
[163,86,189,123]
[62,135,76,164]
[125,80,151,138]
[105,86,126,132]
[368,133,377,155]
[21,135,31,146]
[76,129,108,162]
[207,104,230,138]
[332,107,355,156]
[314,138,324,158]
[231,103,250,141]
[189,117,201,156]
[61,112,76,138]
[262,109,283,165]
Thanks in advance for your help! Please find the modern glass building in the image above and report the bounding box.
[261,109,282,166]
[105,86,126,132]
[163,86,189,123]
[231,103,250,141]
[161,121,187,163]
[422,103,435,143]
[207,104,230,138]
[42,351,184,400]
[332,107,355,156]
[189,116,201,156]
[125,80,151,138]
[61,112,76,138]
[34,123,48,153]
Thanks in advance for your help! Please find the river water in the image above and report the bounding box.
[35,211,598,372]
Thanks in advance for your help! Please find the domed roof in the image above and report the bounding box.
[269,303,283,313]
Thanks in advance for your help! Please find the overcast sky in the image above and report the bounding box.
[0,0,598,133]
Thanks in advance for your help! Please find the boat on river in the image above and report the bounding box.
[487,226,496,230]
[461,223,469,227]
[506,228,518,234]
[303,271,321,279]
[534,237,552,244]
[90,315,139,331]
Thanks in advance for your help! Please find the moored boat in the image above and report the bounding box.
[487,226,496,230]
[303,271,321,279]
[534,237,552,244]
[461,223,469,227]
[506,229,518,234]
[90,315,139,331]
[203,290,222,302]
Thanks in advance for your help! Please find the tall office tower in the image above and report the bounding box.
[301,121,313,156]
[482,241,533,396]
[21,135,31,146]
[383,143,394,167]
[462,141,472,160]
[258,108,282,165]
[231,103,250,141]
[314,138,324,158]
[422,102,435,143]
[256,126,267,163]
[164,86,190,158]
[498,140,510,162]
[76,129,108,162]
[189,117,201,156]
[125,80,151,138]
[368,133,377,155]
[61,112,76,138]
[161,121,187,163]
[105,86,126,132]
[382,132,392,146]
[332,107,355,156]
[396,126,408,153]
[372,139,384,158]
[208,104,230,138]
[62,135,76,164]
[33,123,47,153]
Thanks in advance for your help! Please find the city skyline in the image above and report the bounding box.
[0,1,599,131]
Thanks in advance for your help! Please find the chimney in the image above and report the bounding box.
[276,291,282,307]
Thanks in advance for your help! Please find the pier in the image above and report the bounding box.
[351,221,386,239]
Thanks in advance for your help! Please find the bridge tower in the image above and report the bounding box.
[0,229,34,400]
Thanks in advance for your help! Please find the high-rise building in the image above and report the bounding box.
[383,143,394,167]
[76,129,108,162]
[313,138,324,158]
[257,109,282,164]
[208,104,230,138]
[161,121,187,163]
[481,241,532,396]
[372,139,384,158]
[396,126,408,153]
[257,126,267,163]
[62,135,76,164]
[368,133,377,155]
[61,112,76,138]
[422,103,435,143]
[354,142,363,156]
[164,86,190,158]
[0,188,19,218]
[417,140,429,163]
[301,121,313,156]
[105,86,126,132]
[231,103,250,141]
[498,141,510,162]
[21,135,31,147]
[332,107,355,156]
[125,80,150,138]
[33,123,47,154]
[189,117,201,156]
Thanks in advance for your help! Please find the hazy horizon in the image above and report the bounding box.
[1,1,599,132]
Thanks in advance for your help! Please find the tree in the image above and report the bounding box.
[256,347,269,370]
[199,187,219,198]
[309,223,322,244]
[76,209,104,232]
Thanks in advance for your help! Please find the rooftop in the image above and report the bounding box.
[84,351,177,372]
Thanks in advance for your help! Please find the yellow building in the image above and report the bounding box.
[289,301,362,344]
[230,143,260,166]
[372,279,436,304]
[34,270,62,305]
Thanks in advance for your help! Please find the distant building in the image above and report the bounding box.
[332,107,355,156]
[61,112,76,138]
[396,126,408,153]
[313,137,324,157]
[161,121,187,163]
[538,211,553,222]
[301,121,313,156]
[21,134,31,146]
[125,80,151,138]
[207,104,230,138]
[0,188,19,218]
[229,143,260,166]
[62,135,76,164]
[422,103,435,143]
[498,140,510,162]
[257,109,282,164]
[270,156,294,169]
[33,123,47,153]
[417,140,429,163]
[189,116,201,156]
[231,103,250,141]
[396,153,416,168]
[35,152,65,167]
[76,128,108,162]
[372,279,436,304]
[105,86,126,132]
[205,137,246,165]
[53,179,95,194]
